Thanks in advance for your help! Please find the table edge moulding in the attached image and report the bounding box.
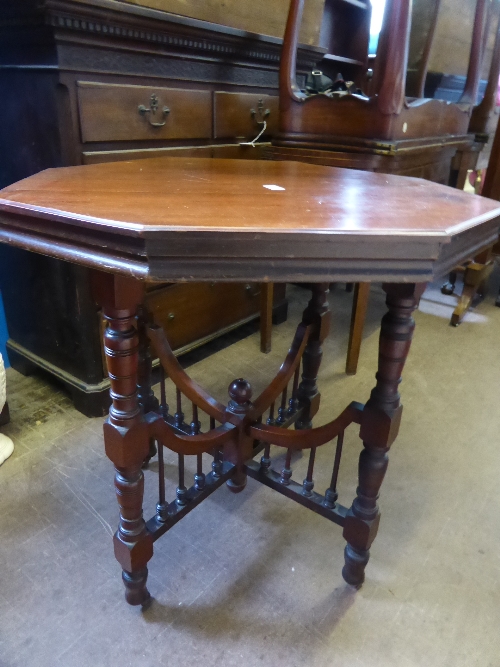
[1,156,499,607]
[1,157,500,284]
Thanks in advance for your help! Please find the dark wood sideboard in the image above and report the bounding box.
[0,0,323,416]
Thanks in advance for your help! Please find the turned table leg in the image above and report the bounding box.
[342,283,425,587]
[92,272,153,606]
[296,283,331,430]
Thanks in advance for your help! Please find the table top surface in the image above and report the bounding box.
[1,157,500,235]
[0,157,499,283]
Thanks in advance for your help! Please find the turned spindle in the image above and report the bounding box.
[302,447,316,496]
[176,453,188,507]
[175,388,184,428]
[276,388,288,425]
[195,453,206,491]
[226,378,253,493]
[296,284,330,430]
[193,404,205,491]
[280,449,293,485]
[288,366,300,415]
[260,442,272,472]
[323,432,344,509]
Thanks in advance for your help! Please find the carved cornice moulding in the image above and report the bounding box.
[1,0,324,71]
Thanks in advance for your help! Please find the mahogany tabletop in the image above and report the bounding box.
[0,157,499,283]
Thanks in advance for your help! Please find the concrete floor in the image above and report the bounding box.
[1,279,500,667]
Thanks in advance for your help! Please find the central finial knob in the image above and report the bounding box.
[228,378,252,405]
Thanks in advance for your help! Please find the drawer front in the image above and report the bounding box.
[77,82,212,143]
[214,92,279,139]
[144,282,262,353]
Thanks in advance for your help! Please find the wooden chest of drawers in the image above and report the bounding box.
[145,282,287,354]
[0,0,322,416]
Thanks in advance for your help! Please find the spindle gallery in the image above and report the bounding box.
[103,281,423,605]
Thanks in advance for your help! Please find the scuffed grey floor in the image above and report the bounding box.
[1,279,500,667]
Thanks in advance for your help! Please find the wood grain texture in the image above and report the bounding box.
[82,144,272,165]
[91,271,154,606]
[1,0,318,415]
[122,0,325,45]
[77,82,212,143]
[145,281,264,350]
[269,139,471,181]
[409,0,497,79]
[318,0,370,70]
[458,0,488,105]
[342,282,424,587]
[345,282,370,375]
[277,0,478,149]
[214,92,279,140]
[412,0,443,98]
[2,156,499,235]
[1,157,500,282]
[373,0,411,116]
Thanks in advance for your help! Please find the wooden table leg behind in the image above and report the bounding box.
[260,282,274,354]
[342,282,425,587]
[92,272,154,606]
[450,260,493,326]
[346,282,370,375]
[296,283,331,430]
[446,247,494,326]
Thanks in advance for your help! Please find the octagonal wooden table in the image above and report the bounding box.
[1,157,499,607]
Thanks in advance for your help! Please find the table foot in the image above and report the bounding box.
[447,254,494,325]
[450,284,477,326]
[226,472,247,493]
[342,545,369,588]
[122,568,151,607]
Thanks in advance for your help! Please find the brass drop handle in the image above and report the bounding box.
[241,99,271,147]
[250,99,270,126]
[138,93,170,127]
